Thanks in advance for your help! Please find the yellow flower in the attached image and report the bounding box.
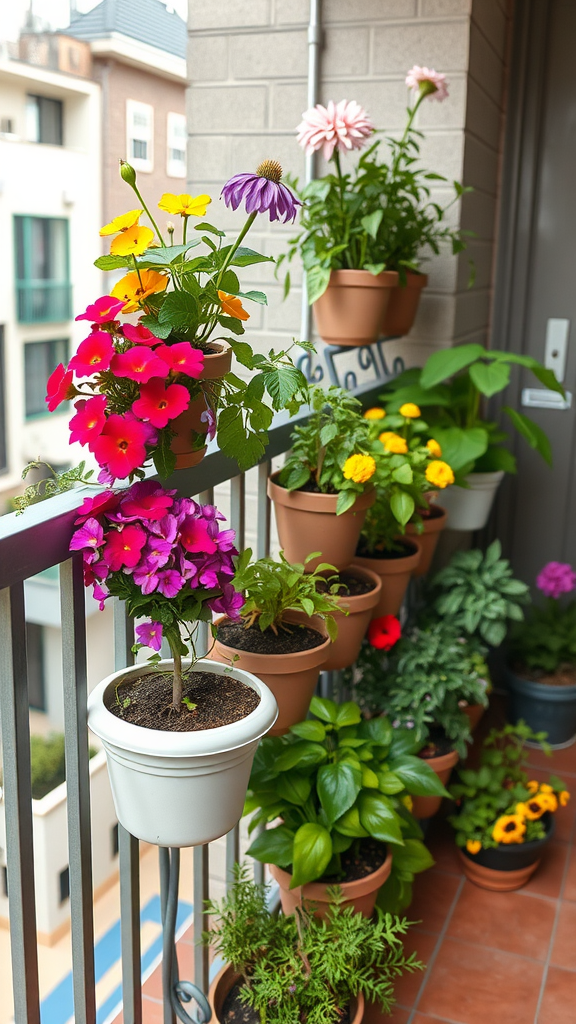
[158,193,212,217]
[426,438,442,458]
[111,225,154,257]
[399,402,421,418]
[466,839,481,855]
[100,209,143,236]
[539,784,554,794]
[538,792,558,813]
[425,460,455,489]
[401,795,413,812]
[493,813,526,844]
[559,790,571,807]
[520,796,547,820]
[363,408,385,420]
[379,432,408,454]
[218,291,250,321]
[527,780,540,795]
[342,454,376,484]
[111,269,168,312]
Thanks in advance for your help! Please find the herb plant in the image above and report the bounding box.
[509,561,576,675]
[204,865,424,1024]
[12,460,96,514]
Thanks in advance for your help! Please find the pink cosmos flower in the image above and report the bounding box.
[122,323,158,346]
[155,343,205,379]
[111,347,170,383]
[118,481,175,522]
[103,525,147,571]
[68,332,115,377]
[45,364,75,411]
[296,100,374,160]
[69,395,108,447]
[536,562,576,599]
[405,65,449,102]
[179,516,218,554]
[91,414,151,479]
[74,490,121,525]
[132,379,190,428]
[136,621,163,652]
[69,517,104,552]
[75,295,126,323]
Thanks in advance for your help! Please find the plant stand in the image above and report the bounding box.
[159,846,212,1024]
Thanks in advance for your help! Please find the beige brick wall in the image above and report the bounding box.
[187,0,510,373]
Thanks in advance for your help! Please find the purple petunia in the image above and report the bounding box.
[69,517,104,552]
[536,561,576,599]
[209,583,245,620]
[221,160,301,223]
[136,621,163,652]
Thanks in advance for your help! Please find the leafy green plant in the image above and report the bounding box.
[381,344,564,476]
[12,461,96,515]
[509,565,576,674]
[204,865,424,1023]
[245,695,443,904]
[449,723,568,852]
[428,540,530,647]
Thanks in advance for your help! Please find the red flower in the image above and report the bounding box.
[69,395,108,447]
[75,295,126,323]
[132,379,190,428]
[68,332,115,377]
[91,414,151,479]
[119,481,175,521]
[45,363,75,411]
[122,323,159,347]
[179,516,217,554]
[367,615,402,651]
[111,347,170,383]
[103,525,147,571]
[74,490,121,525]
[155,343,205,379]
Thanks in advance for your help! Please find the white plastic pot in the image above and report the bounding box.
[87,658,278,847]
[440,471,505,531]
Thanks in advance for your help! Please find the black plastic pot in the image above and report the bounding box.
[462,813,554,871]
[506,667,576,747]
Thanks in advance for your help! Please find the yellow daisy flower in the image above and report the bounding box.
[399,402,421,418]
[100,209,143,236]
[466,839,482,855]
[425,460,455,489]
[538,792,558,813]
[539,784,554,794]
[111,269,168,312]
[158,193,212,217]
[110,225,154,257]
[527,780,540,795]
[363,408,385,420]
[492,813,526,844]
[342,454,376,484]
[379,432,408,454]
[426,438,442,458]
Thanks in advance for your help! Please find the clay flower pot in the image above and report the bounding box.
[269,847,392,920]
[323,566,382,671]
[209,964,364,1023]
[381,271,428,337]
[170,341,232,469]
[411,748,459,820]
[461,702,486,733]
[458,814,554,891]
[406,505,448,577]
[268,472,375,572]
[210,611,330,736]
[354,538,422,618]
[313,269,399,347]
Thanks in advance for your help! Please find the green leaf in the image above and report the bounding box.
[334,805,369,838]
[237,289,268,305]
[392,463,413,485]
[502,407,553,466]
[359,717,393,747]
[276,773,312,805]
[469,360,510,397]
[152,434,176,479]
[317,762,362,824]
[307,265,331,304]
[264,366,305,411]
[193,222,226,237]
[389,755,452,797]
[390,490,415,526]
[377,771,406,795]
[157,290,198,332]
[228,339,255,369]
[336,489,358,515]
[290,823,333,888]
[420,344,487,389]
[358,792,404,845]
[94,254,131,271]
[230,246,274,268]
[139,315,172,339]
[290,720,326,742]
[391,838,435,875]
[246,825,294,867]
[274,742,327,773]
[361,209,383,239]
[431,426,488,472]
[334,702,362,728]
[388,729,422,758]
[310,696,338,724]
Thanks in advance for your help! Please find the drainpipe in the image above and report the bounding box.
[299,0,322,347]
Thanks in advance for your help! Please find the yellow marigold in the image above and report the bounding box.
[399,402,421,418]
[527,780,540,795]
[158,192,212,217]
[466,839,482,855]
[111,269,168,313]
[100,209,142,236]
[492,813,526,844]
[363,407,385,420]
[425,460,455,489]
[559,790,571,807]
[401,794,413,812]
[218,291,250,321]
[426,438,442,458]
[380,432,408,454]
[342,454,376,484]
[539,784,554,794]
[538,792,558,813]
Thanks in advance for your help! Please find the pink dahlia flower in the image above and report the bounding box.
[405,66,449,102]
[296,100,374,160]
[536,562,576,599]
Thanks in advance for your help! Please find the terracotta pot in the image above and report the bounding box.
[313,269,398,347]
[268,472,375,572]
[406,505,448,577]
[411,748,459,819]
[323,566,382,671]
[353,539,422,618]
[210,611,330,736]
[170,341,232,468]
[381,271,428,337]
[209,964,364,1023]
[457,816,554,891]
[461,702,486,733]
[269,847,393,920]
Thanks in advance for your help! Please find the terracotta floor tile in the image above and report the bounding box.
[392,930,438,1009]
[141,996,165,1024]
[562,844,576,901]
[538,966,576,1024]
[526,742,576,777]
[363,1001,412,1024]
[522,840,570,898]
[424,820,463,876]
[142,964,163,1000]
[409,871,462,934]
[550,901,576,970]
[446,882,556,960]
[417,938,543,1024]
[412,1016,458,1024]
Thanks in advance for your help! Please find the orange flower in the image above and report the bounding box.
[379,432,408,454]
[218,291,250,321]
[111,270,168,313]
[426,438,442,458]
[559,790,571,807]
[466,839,481,855]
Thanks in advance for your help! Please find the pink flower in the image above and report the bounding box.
[155,343,205,379]
[69,517,104,553]
[536,562,576,599]
[45,364,75,411]
[75,295,126,323]
[122,323,158,346]
[136,620,163,652]
[132,379,190,428]
[209,583,244,620]
[179,516,218,554]
[111,347,170,383]
[69,395,108,447]
[103,525,147,571]
[118,481,175,522]
[69,332,115,377]
[143,537,172,568]
[405,66,449,102]
[157,569,185,598]
[296,100,374,160]
[74,490,121,525]
[133,561,160,594]
[91,414,151,479]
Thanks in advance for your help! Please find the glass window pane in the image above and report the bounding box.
[25,95,39,142]
[39,97,63,145]
[24,339,68,416]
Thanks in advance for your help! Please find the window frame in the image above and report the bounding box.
[25,94,63,146]
[126,99,154,173]
[24,338,69,420]
[14,215,71,324]
[166,111,187,179]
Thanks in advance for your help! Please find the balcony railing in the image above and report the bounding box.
[0,350,397,1024]
[16,282,72,324]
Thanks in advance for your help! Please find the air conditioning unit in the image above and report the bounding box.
[0,118,14,134]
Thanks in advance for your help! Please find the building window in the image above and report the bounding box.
[167,112,186,178]
[127,100,153,172]
[111,823,119,858]
[1,866,7,897]
[14,216,71,323]
[59,866,70,904]
[0,327,6,473]
[25,95,63,146]
[27,623,45,710]
[24,339,68,418]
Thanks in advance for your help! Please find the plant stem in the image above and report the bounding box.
[216,211,258,290]
[183,215,188,245]
[129,180,167,247]
[171,646,183,709]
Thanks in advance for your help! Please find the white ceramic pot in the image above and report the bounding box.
[440,471,505,531]
[87,658,278,847]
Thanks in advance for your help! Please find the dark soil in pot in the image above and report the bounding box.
[106,670,260,731]
[419,726,455,759]
[511,662,576,687]
[215,621,326,655]
[322,837,388,883]
[221,982,352,1024]
[355,537,419,560]
[317,569,377,597]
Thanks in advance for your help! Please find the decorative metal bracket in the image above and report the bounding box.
[159,847,212,1024]
[297,337,406,390]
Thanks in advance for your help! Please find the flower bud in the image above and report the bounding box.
[119,160,137,186]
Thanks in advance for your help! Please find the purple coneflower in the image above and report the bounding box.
[221,160,301,223]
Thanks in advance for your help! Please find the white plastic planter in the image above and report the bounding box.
[440,471,505,531]
[87,658,278,847]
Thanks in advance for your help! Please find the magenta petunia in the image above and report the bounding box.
[209,583,245,620]
[103,524,147,571]
[69,395,108,447]
[45,363,75,412]
[536,562,576,599]
[69,517,104,553]
[136,621,163,652]
[131,379,190,428]
[68,332,115,377]
[179,516,218,554]
[122,323,159,346]
[133,561,160,594]
[157,569,185,598]
[155,343,205,379]
[117,481,175,522]
[111,347,170,383]
[75,295,126,323]
[91,414,152,480]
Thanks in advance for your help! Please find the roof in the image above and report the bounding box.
[65,0,186,59]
